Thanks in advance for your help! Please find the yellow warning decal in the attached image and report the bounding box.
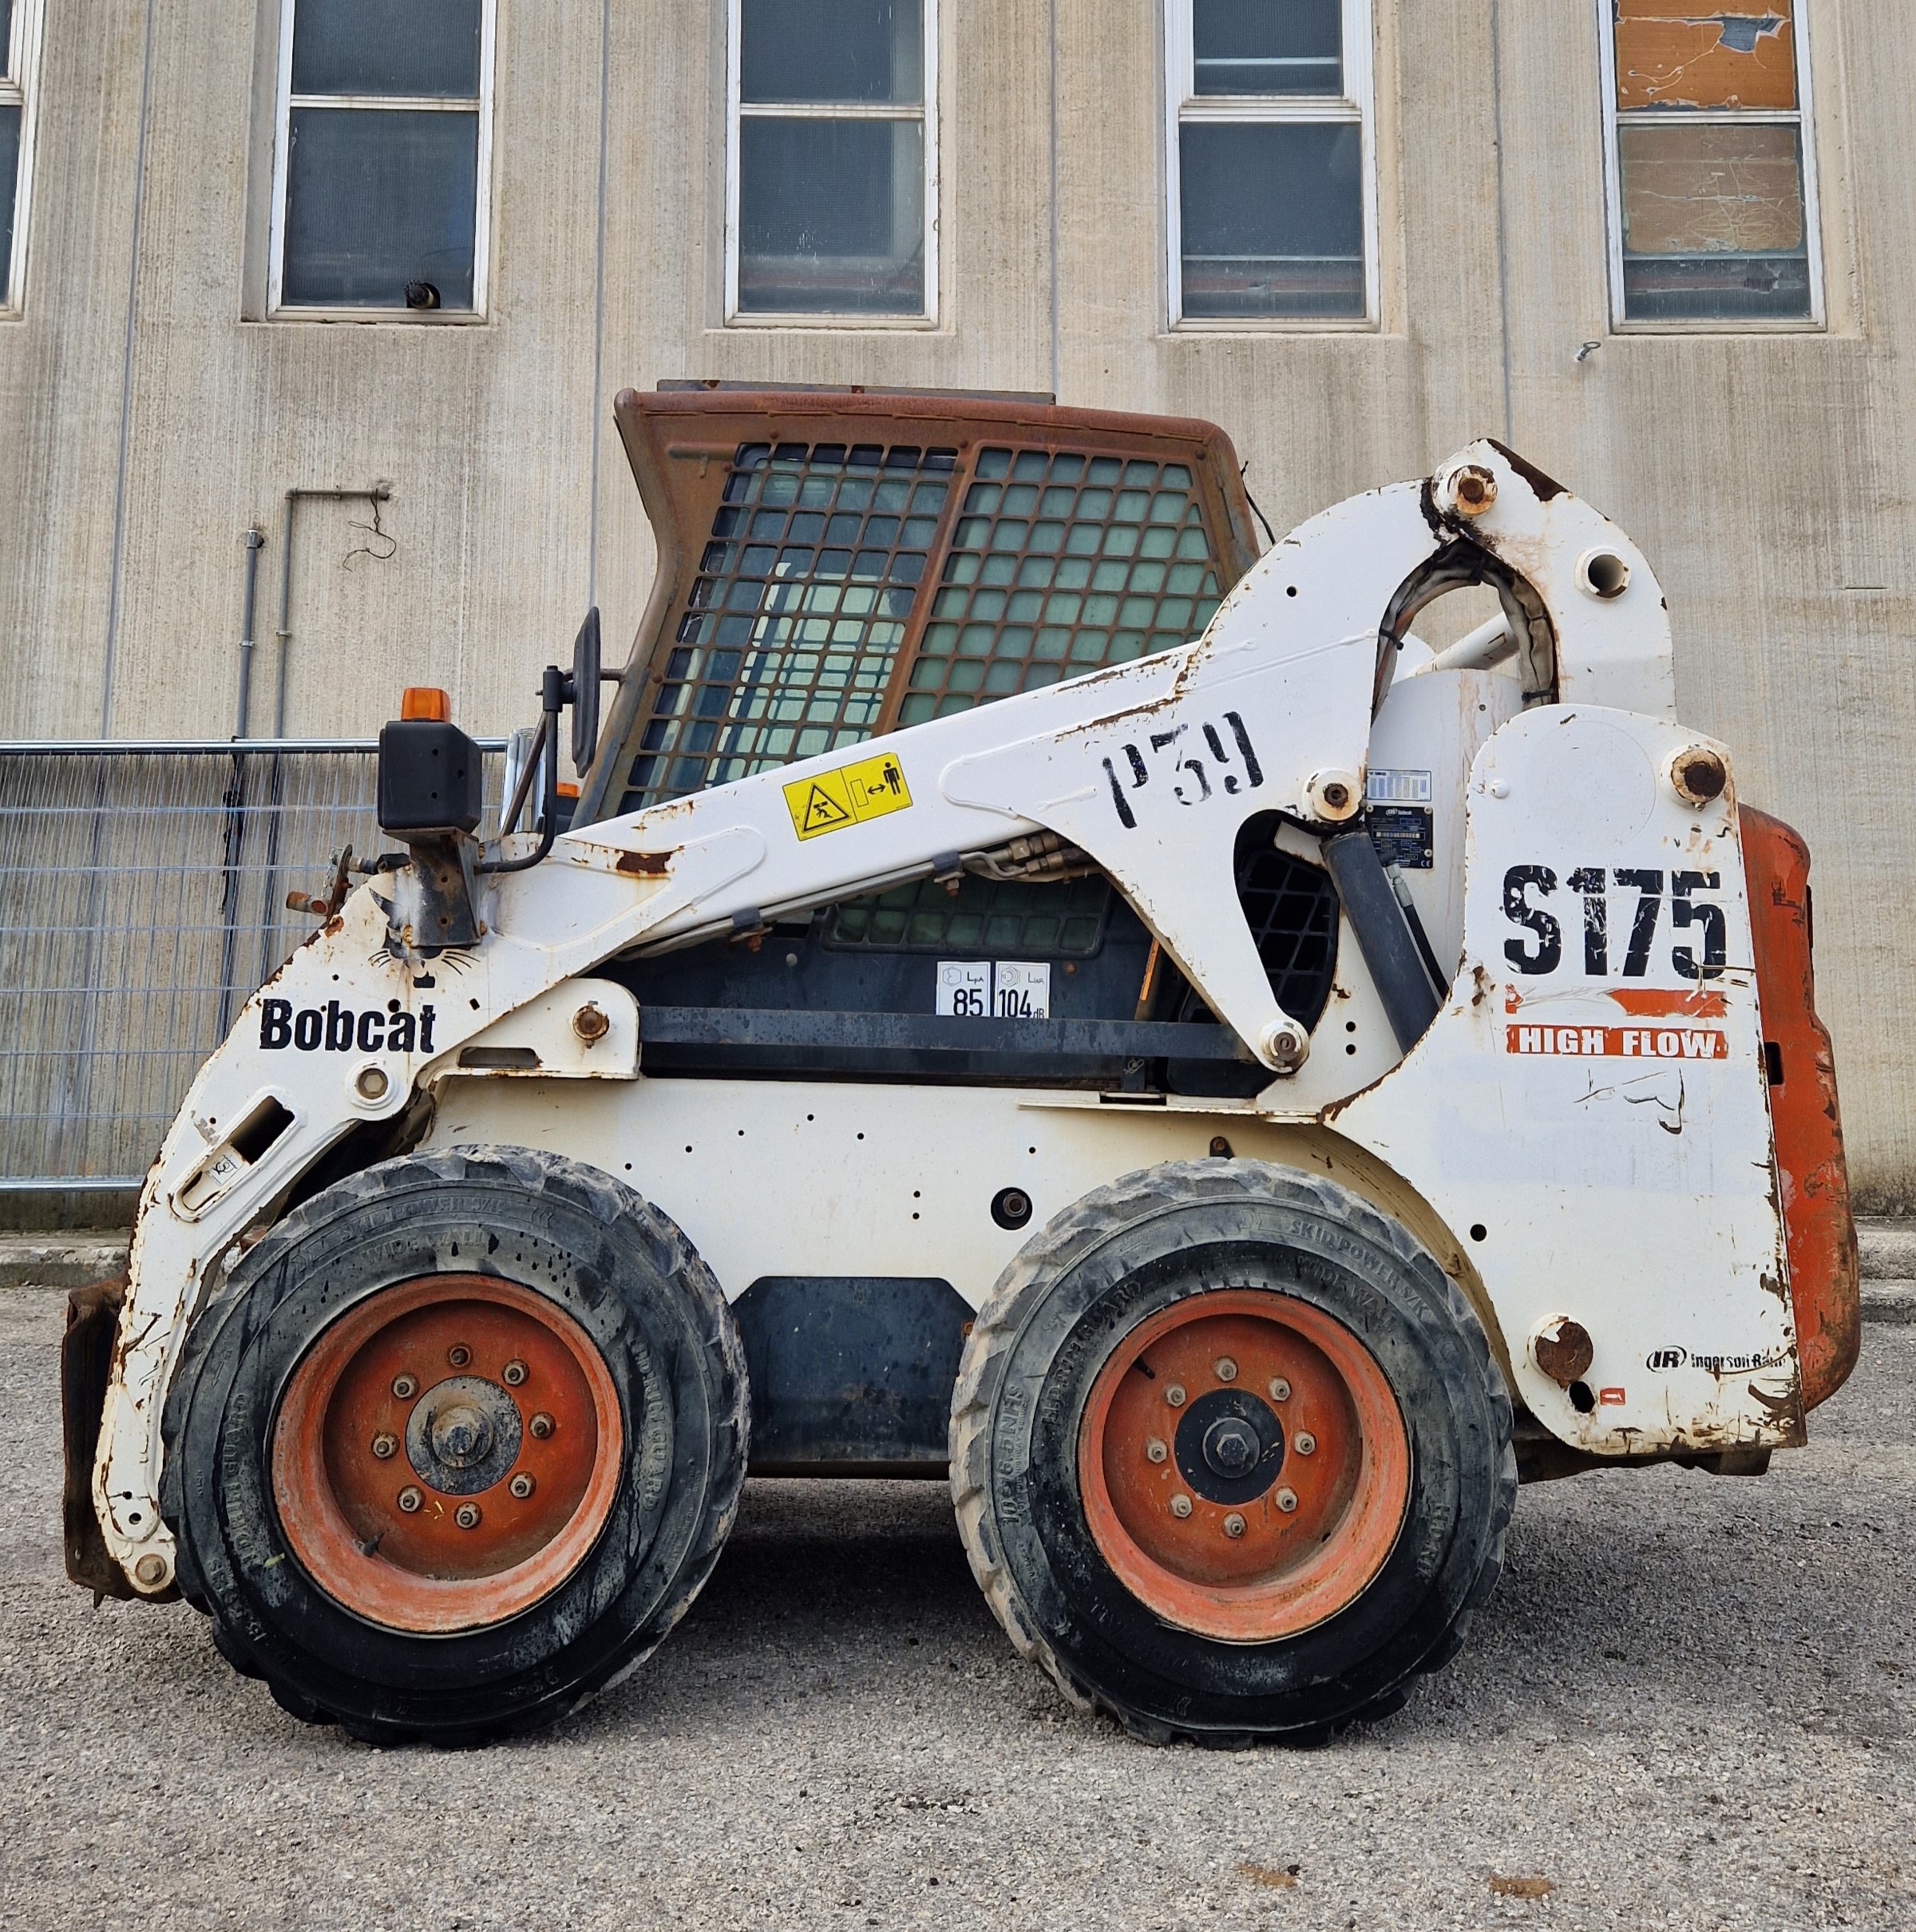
[782,750,913,841]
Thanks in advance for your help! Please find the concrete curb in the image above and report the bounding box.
[0,1235,129,1290]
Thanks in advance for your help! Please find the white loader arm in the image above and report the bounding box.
[95,441,1669,1592]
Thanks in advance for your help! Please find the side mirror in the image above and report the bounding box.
[570,606,602,776]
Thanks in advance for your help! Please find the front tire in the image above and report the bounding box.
[160,1146,747,1744]
[949,1161,1514,1744]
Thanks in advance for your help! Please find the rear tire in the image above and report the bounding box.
[949,1160,1514,1744]
[160,1146,747,1744]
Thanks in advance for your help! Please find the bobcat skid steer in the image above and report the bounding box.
[64,386,1859,1747]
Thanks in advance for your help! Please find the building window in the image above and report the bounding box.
[1,0,43,313]
[1600,2,1821,326]
[1164,0,1375,324]
[268,0,495,316]
[726,0,937,321]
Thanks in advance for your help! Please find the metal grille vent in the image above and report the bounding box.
[1176,839,1339,1032]
[898,449,1225,726]
[829,874,1111,956]
[623,440,955,806]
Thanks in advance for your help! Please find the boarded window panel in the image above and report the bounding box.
[897,449,1222,728]
[1618,121,1809,319]
[1613,3,1796,111]
[623,442,953,807]
[1192,0,1341,97]
[740,0,922,105]
[738,117,924,314]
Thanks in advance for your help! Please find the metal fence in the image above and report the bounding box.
[0,740,506,1190]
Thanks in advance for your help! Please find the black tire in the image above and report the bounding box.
[160,1146,748,1744]
[949,1160,1514,1745]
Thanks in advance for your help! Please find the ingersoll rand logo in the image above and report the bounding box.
[259,998,437,1055]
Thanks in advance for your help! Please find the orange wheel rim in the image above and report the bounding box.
[1079,1289,1410,1641]
[271,1275,623,1635]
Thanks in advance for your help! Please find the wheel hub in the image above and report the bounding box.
[406,1375,522,1494]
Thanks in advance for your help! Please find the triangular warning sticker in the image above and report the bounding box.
[798,782,852,832]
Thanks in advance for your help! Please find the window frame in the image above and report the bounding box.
[1162,0,1378,331]
[1,0,45,317]
[1597,0,1824,332]
[265,0,497,322]
[722,0,940,328]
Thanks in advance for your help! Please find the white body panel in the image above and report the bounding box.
[93,442,1787,1595]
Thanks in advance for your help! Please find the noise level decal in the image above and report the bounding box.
[783,751,913,841]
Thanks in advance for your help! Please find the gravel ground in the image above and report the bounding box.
[1,1286,1910,1932]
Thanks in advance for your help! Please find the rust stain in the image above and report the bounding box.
[1533,1319,1594,1388]
[1237,1863,1300,1890]
[1489,1875,1554,1899]
[616,849,679,877]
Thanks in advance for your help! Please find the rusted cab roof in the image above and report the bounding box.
[578,387,1261,824]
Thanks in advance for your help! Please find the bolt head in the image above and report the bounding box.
[1294,1431,1317,1456]
[391,1374,418,1400]
[572,1001,612,1043]
[447,1344,472,1369]
[1268,1377,1292,1403]
[370,1431,398,1460]
[508,1472,535,1500]
[528,1411,556,1439]
[1275,1487,1299,1514]
[1146,1437,1168,1464]
[502,1359,528,1387]
[1165,1384,1187,1408]
[1222,1512,1246,1539]
[1213,1356,1237,1383]
[1169,1493,1194,1520]
[354,1064,390,1102]
[133,1553,168,1587]
[397,1487,423,1514]
[453,1502,481,1530]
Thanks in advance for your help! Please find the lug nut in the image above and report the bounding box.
[1294,1431,1317,1456]
[447,1344,472,1368]
[509,1472,536,1499]
[1275,1487,1298,1513]
[370,1431,398,1460]
[502,1360,528,1387]
[1223,1512,1246,1539]
[1268,1377,1291,1403]
[528,1411,556,1439]
[397,1487,422,1514]
[1214,1357,1237,1383]
[454,1502,481,1530]
[1169,1493,1194,1519]
[1146,1436,1168,1463]
[1165,1384,1187,1408]
[391,1374,418,1400]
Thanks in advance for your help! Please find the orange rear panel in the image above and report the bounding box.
[1741,806,1859,1409]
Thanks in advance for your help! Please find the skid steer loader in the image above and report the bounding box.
[63,386,1859,1746]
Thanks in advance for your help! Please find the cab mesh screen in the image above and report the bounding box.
[897,449,1225,726]
[827,873,1112,956]
[622,440,955,806]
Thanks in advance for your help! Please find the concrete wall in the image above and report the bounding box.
[2,1,1910,1200]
